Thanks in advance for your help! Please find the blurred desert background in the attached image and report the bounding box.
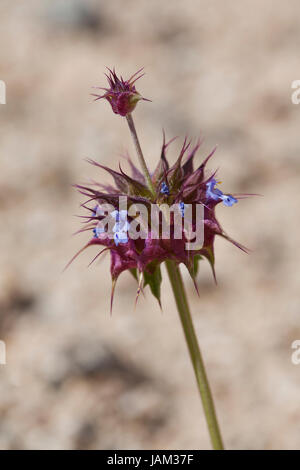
[0,0,300,450]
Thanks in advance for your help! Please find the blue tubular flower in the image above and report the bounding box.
[179,201,185,217]
[206,179,223,201]
[221,194,238,207]
[92,204,107,217]
[161,182,170,195]
[206,178,237,207]
[114,231,129,246]
[111,210,130,246]
[93,224,105,238]
[92,209,130,240]
[92,205,98,217]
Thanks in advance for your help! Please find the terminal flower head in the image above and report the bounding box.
[92,68,150,117]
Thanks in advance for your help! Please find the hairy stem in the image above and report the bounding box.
[125,113,156,198]
[165,260,224,450]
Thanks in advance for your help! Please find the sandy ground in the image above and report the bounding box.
[0,0,300,450]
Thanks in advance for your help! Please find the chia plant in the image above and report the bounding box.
[70,68,251,450]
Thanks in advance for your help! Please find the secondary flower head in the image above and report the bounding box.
[72,136,248,310]
[92,68,149,116]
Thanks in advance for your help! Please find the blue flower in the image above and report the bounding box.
[179,202,185,217]
[206,179,237,207]
[161,182,170,195]
[92,205,99,217]
[221,194,238,207]
[206,179,223,201]
[114,231,129,246]
[93,225,105,238]
[111,210,130,246]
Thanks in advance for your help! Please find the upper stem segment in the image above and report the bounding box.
[125,113,156,198]
[165,260,224,450]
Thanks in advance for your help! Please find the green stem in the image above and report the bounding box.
[165,260,224,450]
[125,113,156,198]
[125,112,224,449]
